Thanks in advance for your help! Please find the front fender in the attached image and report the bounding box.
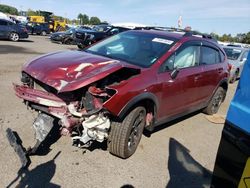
[117,92,159,120]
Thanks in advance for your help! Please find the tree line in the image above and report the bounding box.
[77,13,101,25]
[0,4,18,15]
[211,32,250,44]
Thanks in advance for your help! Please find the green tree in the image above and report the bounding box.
[27,9,39,16]
[89,16,101,25]
[82,14,89,25]
[210,32,220,40]
[0,4,18,15]
[77,13,83,24]
[242,32,250,44]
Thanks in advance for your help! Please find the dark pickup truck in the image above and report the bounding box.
[75,25,131,49]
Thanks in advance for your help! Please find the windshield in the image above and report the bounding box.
[93,25,112,32]
[65,28,75,34]
[86,31,176,68]
[223,48,242,60]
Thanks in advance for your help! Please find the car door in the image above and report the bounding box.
[157,41,203,120]
[0,19,8,38]
[199,43,223,102]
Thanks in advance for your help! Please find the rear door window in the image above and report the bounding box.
[8,21,14,26]
[201,46,221,65]
[0,20,8,26]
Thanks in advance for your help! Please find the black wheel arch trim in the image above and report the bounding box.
[117,92,159,120]
[206,78,228,106]
[218,78,229,91]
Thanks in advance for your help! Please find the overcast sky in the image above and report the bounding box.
[1,0,249,35]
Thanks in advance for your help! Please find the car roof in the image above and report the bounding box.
[127,29,184,40]
[127,30,218,44]
[223,46,249,51]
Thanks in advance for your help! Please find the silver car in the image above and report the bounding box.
[223,46,249,83]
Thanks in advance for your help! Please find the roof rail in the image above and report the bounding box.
[140,26,217,42]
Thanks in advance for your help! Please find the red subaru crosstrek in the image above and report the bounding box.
[11,29,229,162]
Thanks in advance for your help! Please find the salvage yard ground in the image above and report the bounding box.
[0,36,237,188]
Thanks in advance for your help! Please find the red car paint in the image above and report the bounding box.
[15,30,229,127]
[23,50,139,92]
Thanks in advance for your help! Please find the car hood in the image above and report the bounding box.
[23,50,138,92]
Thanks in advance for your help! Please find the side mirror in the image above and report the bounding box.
[170,68,179,79]
[241,57,247,62]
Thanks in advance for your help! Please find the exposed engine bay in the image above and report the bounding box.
[13,67,140,154]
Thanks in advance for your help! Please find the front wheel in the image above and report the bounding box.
[108,106,146,158]
[77,44,85,49]
[9,32,19,41]
[203,87,226,115]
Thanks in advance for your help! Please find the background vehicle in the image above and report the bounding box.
[75,25,131,49]
[11,29,228,163]
[211,53,250,188]
[223,46,249,83]
[26,22,50,35]
[50,28,76,44]
[28,11,66,32]
[0,18,28,41]
[28,15,45,23]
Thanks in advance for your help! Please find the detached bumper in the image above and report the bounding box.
[6,128,29,168]
[14,84,66,108]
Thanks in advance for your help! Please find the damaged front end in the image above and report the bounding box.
[13,65,140,158]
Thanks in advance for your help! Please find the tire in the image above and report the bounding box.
[41,31,47,36]
[229,69,239,84]
[108,106,146,158]
[63,38,73,45]
[9,32,19,41]
[203,87,226,115]
[77,44,85,49]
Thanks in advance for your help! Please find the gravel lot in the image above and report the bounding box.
[0,36,237,188]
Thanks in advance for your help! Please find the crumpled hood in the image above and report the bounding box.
[23,50,134,92]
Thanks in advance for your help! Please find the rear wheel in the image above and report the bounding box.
[203,87,226,115]
[63,38,73,45]
[41,31,47,36]
[108,106,146,158]
[9,32,19,41]
[77,44,85,49]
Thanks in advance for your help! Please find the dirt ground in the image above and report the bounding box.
[0,36,237,188]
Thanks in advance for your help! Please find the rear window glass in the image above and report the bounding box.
[0,20,7,26]
[223,48,242,60]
